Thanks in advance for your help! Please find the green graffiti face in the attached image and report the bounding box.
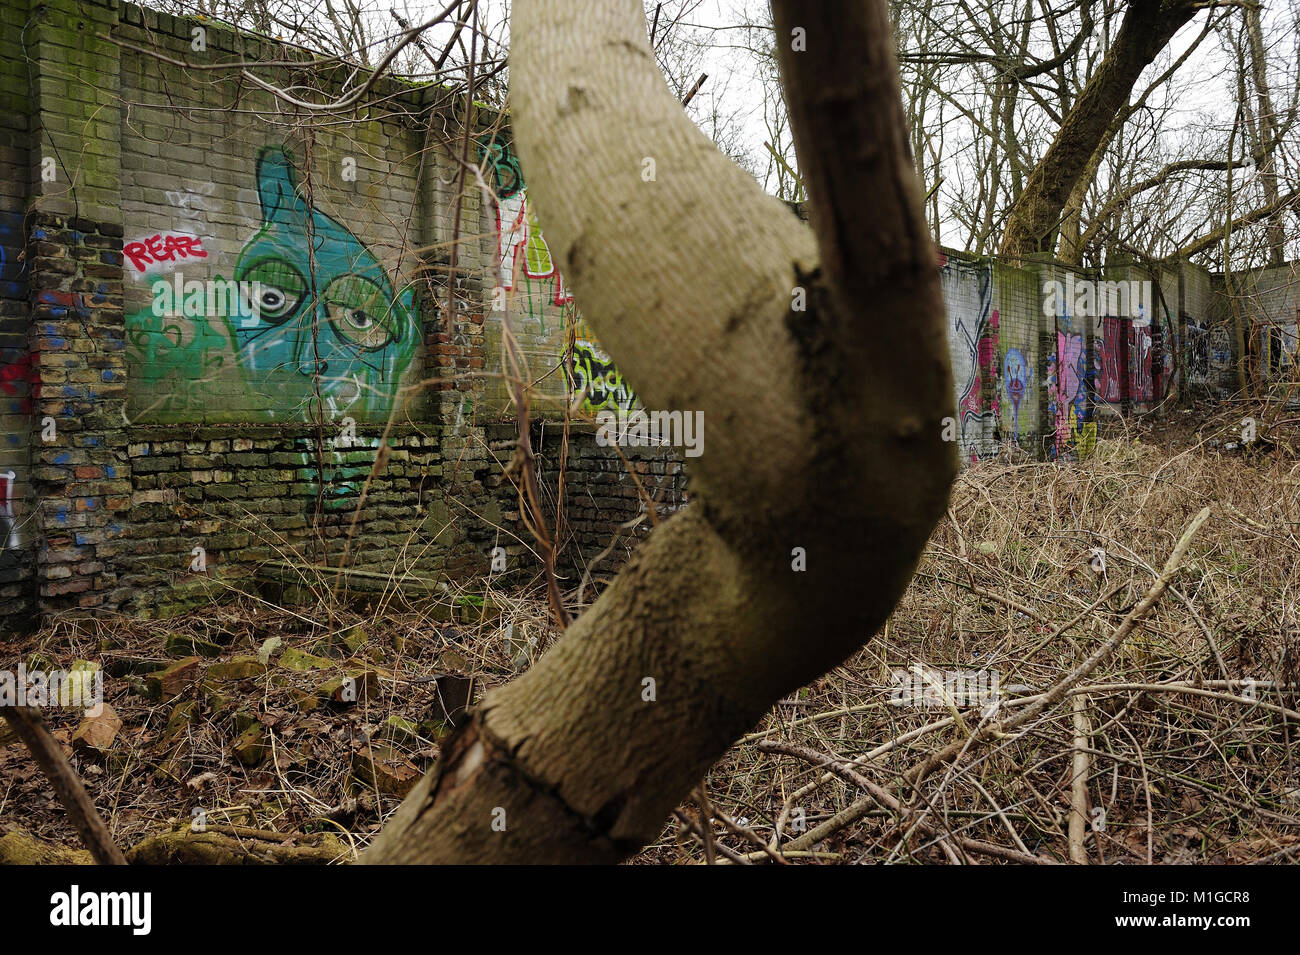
[232,147,418,419]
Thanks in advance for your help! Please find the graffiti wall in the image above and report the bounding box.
[993,263,1041,455]
[123,148,421,424]
[1234,262,1300,393]
[1097,317,1153,403]
[940,256,1189,462]
[1186,319,1233,393]
[0,208,31,582]
[479,135,638,417]
[941,254,1000,462]
[1049,327,1095,460]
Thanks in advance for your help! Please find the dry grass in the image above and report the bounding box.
[649,420,1300,864]
[6,406,1300,863]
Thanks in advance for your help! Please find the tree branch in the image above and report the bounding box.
[1,707,127,865]
[1164,187,1300,261]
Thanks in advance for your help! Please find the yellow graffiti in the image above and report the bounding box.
[524,205,553,278]
[1070,408,1097,460]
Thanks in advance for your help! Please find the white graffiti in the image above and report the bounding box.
[165,182,217,222]
[494,192,529,289]
[1,470,18,551]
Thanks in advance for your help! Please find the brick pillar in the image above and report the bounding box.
[26,0,129,617]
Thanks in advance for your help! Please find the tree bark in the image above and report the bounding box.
[999,0,1199,258]
[1243,4,1286,268]
[1,707,126,865]
[363,0,955,864]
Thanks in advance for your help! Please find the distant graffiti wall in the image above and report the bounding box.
[478,134,638,417]
[940,253,1197,463]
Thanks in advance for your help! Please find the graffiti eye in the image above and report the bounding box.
[236,257,305,324]
[324,274,398,351]
[338,307,389,349]
[258,286,288,313]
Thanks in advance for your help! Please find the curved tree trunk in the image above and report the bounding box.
[999,0,1198,258]
[363,0,956,864]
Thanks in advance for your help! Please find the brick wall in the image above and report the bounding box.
[117,423,508,615]
[0,0,31,620]
[483,422,689,591]
[0,0,1288,634]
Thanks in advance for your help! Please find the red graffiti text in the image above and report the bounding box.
[124,233,207,272]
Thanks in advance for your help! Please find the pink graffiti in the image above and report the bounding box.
[1098,319,1124,402]
[1056,333,1083,454]
[0,352,41,414]
[1097,318,1156,403]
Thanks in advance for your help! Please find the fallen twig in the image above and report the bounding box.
[778,506,1212,856]
[0,707,127,865]
[754,740,1056,865]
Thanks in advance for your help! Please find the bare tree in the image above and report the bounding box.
[998,0,1199,255]
[150,0,508,95]
[875,0,1297,269]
